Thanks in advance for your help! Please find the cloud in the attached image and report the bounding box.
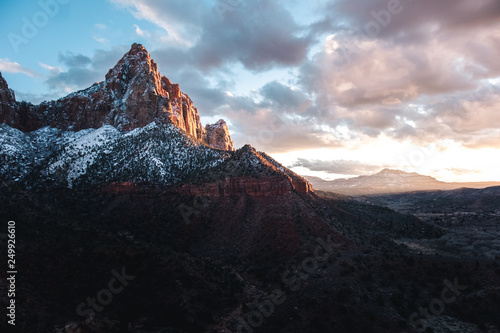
[290,158,385,175]
[15,91,62,105]
[193,0,311,71]
[95,23,107,30]
[0,59,41,77]
[93,34,109,44]
[328,0,500,40]
[110,0,204,46]
[110,0,313,71]
[44,45,129,95]
[446,168,481,176]
[46,67,101,92]
[260,81,311,112]
[59,53,92,68]
[39,62,63,76]
[288,0,500,150]
[134,24,146,36]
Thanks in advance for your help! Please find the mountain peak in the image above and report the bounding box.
[129,42,148,55]
[104,43,163,95]
[0,44,235,151]
[378,168,407,175]
[306,168,443,195]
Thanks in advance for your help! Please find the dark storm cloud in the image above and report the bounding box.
[290,158,384,175]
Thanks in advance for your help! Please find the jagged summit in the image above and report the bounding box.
[0,44,234,151]
[103,43,165,97]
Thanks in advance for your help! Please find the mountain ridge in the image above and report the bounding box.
[0,43,234,151]
[305,168,500,195]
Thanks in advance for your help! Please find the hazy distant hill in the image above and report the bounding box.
[305,168,500,195]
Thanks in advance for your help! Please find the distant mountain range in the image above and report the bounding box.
[305,168,500,195]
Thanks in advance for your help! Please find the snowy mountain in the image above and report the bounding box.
[0,121,312,194]
[0,43,234,151]
[0,43,312,195]
[0,122,229,188]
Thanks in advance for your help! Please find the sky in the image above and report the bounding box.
[1,0,500,182]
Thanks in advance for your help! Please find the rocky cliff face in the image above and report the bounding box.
[205,119,234,151]
[0,43,234,151]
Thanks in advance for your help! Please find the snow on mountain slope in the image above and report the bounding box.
[75,122,231,188]
[44,125,121,188]
[0,122,231,189]
[1,120,312,193]
[0,124,36,181]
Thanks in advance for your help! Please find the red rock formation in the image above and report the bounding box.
[291,177,314,193]
[98,177,310,197]
[205,119,235,151]
[0,44,234,151]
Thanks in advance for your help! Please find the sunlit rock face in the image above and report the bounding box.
[0,43,234,151]
[205,119,234,151]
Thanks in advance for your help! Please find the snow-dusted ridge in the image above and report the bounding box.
[0,122,231,189]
